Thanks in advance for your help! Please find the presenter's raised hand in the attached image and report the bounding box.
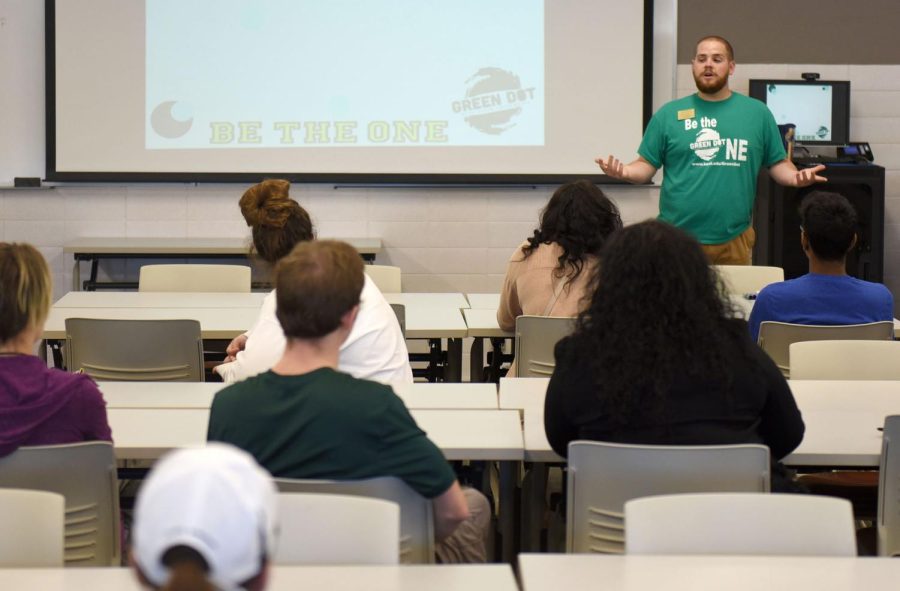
[793,164,827,187]
[595,155,627,180]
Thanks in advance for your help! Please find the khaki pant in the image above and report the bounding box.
[701,225,756,265]
[435,487,491,563]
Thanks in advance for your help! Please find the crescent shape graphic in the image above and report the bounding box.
[150,101,194,139]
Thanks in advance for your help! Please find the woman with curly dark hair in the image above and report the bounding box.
[544,220,805,490]
[497,180,622,374]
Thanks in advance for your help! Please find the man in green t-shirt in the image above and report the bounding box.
[597,35,827,264]
[208,240,489,562]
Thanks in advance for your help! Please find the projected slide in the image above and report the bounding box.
[766,84,833,142]
[146,0,544,150]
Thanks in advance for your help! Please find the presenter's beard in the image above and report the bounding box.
[694,71,728,95]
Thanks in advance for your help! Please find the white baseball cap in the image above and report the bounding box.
[132,443,279,591]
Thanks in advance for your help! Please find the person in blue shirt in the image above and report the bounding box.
[748,190,894,342]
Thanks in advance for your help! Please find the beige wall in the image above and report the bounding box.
[678,0,900,64]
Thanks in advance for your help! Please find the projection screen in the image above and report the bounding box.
[47,0,650,182]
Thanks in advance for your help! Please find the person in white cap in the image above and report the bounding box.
[131,443,278,591]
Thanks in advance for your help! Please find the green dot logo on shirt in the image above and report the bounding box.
[685,116,749,166]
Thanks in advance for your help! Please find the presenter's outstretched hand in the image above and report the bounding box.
[596,155,627,180]
[793,164,827,187]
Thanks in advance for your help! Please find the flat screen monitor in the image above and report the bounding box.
[748,79,850,146]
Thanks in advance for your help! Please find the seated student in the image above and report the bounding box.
[214,179,412,387]
[544,221,805,491]
[497,179,622,374]
[748,190,894,342]
[209,240,490,563]
[0,242,111,457]
[131,444,277,591]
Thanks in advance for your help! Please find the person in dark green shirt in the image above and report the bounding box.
[596,35,826,264]
[208,239,489,563]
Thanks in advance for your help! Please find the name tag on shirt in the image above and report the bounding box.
[677,108,695,121]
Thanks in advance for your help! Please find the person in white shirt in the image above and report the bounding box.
[214,179,412,387]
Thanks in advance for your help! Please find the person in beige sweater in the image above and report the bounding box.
[498,180,623,376]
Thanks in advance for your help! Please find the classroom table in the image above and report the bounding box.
[98,381,499,410]
[500,377,900,466]
[54,291,268,308]
[64,236,382,291]
[464,308,514,382]
[502,376,900,551]
[106,407,523,562]
[465,293,501,309]
[0,564,517,591]
[518,554,900,591]
[44,291,469,381]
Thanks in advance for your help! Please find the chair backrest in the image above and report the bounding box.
[65,318,204,381]
[625,492,856,556]
[138,264,251,292]
[390,303,406,338]
[714,264,784,295]
[0,489,65,567]
[274,493,399,565]
[274,476,433,563]
[790,340,900,380]
[364,265,402,293]
[758,321,895,378]
[878,415,900,556]
[566,441,770,554]
[0,442,121,566]
[515,316,575,377]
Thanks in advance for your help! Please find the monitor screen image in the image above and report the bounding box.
[748,79,851,146]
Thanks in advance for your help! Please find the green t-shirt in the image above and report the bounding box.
[638,92,786,244]
[207,367,456,499]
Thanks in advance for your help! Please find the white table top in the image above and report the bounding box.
[383,292,470,310]
[503,377,900,467]
[64,236,382,255]
[518,554,900,591]
[107,408,523,461]
[43,293,469,340]
[54,291,268,308]
[464,308,512,338]
[0,564,516,591]
[98,381,498,410]
[42,306,259,340]
[465,293,500,309]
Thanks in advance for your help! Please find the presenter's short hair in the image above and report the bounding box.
[695,35,734,61]
[799,190,858,261]
[275,240,364,339]
[0,242,52,343]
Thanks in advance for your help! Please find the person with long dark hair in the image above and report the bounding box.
[497,180,622,374]
[544,220,805,489]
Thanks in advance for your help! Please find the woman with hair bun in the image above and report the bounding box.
[0,242,111,456]
[215,179,412,386]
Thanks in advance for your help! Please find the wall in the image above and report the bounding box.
[0,0,668,301]
[2,1,898,313]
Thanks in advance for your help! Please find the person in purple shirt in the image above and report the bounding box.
[748,190,894,343]
[0,242,111,457]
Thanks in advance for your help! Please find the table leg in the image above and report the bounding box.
[86,259,100,291]
[498,460,519,563]
[520,462,548,552]
[444,338,462,382]
[469,337,485,382]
